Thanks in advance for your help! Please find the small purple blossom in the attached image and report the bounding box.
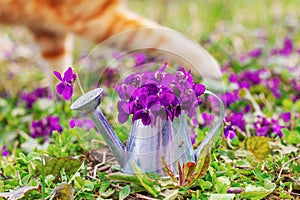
[221,91,240,107]
[271,38,293,56]
[30,116,63,141]
[253,116,285,138]
[21,87,51,108]
[54,67,77,100]
[224,125,236,139]
[225,112,245,130]
[133,53,147,66]
[1,145,9,157]
[229,70,261,89]
[201,112,214,127]
[240,48,263,62]
[266,78,281,98]
[69,118,95,130]
[279,112,291,123]
[227,188,243,194]
[248,48,263,58]
[114,63,206,126]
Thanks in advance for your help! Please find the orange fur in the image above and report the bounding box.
[0,0,222,84]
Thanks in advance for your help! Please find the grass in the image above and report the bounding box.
[0,0,300,199]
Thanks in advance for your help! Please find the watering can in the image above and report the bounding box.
[70,87,224,175]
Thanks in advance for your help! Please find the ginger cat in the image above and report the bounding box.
[0,0,221,83]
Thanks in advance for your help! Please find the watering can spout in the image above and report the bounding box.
[70,88,125,166]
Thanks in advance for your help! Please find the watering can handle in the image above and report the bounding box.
[194,90,225,160]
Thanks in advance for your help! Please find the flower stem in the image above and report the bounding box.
[74,68,85,95]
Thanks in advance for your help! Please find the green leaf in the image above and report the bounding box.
[43,157,82,178]
[161,155,178,184]
[119,185,130,200]
[101,188,115,198]
[74,176,84,190]
[161,189,179,200]
[4,164,16,178]
[184,144,211,187]
[51,183,74,200]
[197,179,213,190]
[82,180,94,191]
[210,194,235,200]
[215,177,230,194]
[286,131,300,145]
[106,172,141,185]
[241,183,275,200]
[246,136,271,161]
[133,163,160,197]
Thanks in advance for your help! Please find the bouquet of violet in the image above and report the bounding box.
[113,63,207,126]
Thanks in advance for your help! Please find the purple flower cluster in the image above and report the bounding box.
[54,67,77,100]
[1,145,9,157]
[229,70,262,89]
[229,69,283,98]
[271,38,293,56]
[223,112,246,139]
[253,116,285,138]
[30,116,62,141]
[240,37,295,62]
[21,87,51,108]
[69,118,95,130]
[114,63,206,126]
[201,112,215,127]
[240,48,263,62]
[226,112,246,130]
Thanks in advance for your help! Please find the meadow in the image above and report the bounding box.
[0,0,299,199]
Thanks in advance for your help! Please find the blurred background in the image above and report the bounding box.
[0,0,300,93]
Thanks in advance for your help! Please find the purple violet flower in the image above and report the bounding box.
[225,112,245,131]
[266,78,281,98]
[227,188,243,194]
[253,116,285,138]
[224,125,236,139]
[221,91,240,108]
[240,48,263,62]
[134,53,147,66]
[230,70,261,89]
[54,67,77,100]
[201,112,214,127]
[254,116,271,137]
[279,112,291,123]
[248,48,263,58]
[114,63,206,126]
[30,116,63,141]
[271,38,293,56]
[1,145,9,157]
[21,87,51,108]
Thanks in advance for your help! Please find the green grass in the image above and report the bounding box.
[0,1,300,199]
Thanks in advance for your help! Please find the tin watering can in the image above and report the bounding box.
[70,87,224,176]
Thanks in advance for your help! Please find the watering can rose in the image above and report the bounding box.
[113,63,206,126]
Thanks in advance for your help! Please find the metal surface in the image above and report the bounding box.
[123,113,195,175]
[70,88,125,166]
[71,87,224,176]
